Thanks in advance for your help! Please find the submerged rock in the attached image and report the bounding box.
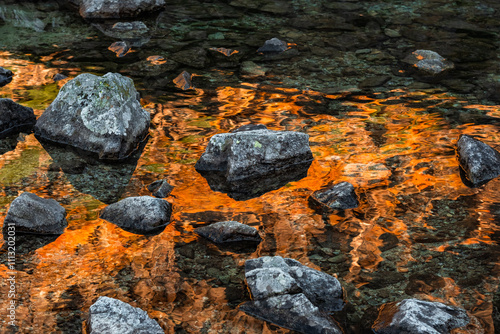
[34,72,150,160]
[310,181,359,211]
[0,67,13,87]
[100,196,172,235]
[257,37,288,54]
[457,134,500,187]
[173,71,194,90]
[108,41,131,57]
[240,256,344,334]
[403,50,454,78]
[93,21,151,47]
[372,299,469,334]
[0,99,36,138]
[147,179,174,198]
[53,73,68,82]
[195,125,313,200]
[87,296,163,334]
[79,0,166,19]
[195,221,261,244]
[3,192,68,235]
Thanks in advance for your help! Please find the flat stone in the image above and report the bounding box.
[457,134,500,187]
[87,296,163,334]
[100,196,172,235]
[403,50,454,75]
[195,221,261,244]
[3,192,67,235]
[373,299,469,334]
[310,181,359,211]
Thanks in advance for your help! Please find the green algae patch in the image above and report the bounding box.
[0,148,41,186]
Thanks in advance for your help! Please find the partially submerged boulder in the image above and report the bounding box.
[310,181,359,211]
[195,221,261,244]
[79,0,166,19]
[457,134,500,187]
[403,50,454,80]
[100,196,172,235]
[3,192,68,235]
[147,179,174,198]
[87,296,163,334]
[195,125,313,200]
[257,37,288,54]
[0,99,36,138]
[0,67,13,87]
[34,72,150,160]
[372,299,469,334]
[240,256,344,334]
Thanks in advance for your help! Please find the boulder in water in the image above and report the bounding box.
[457,134,500,187]
[309,181,359,211]
[0,99,36,138]
[0,67,13,87]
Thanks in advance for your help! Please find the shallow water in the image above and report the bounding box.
[0,0,499,333]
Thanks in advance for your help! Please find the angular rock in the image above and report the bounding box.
[173,71,194,90]
[108,41,131,57]
[3,192,68,235]
[87,296,163,334]
[53,73,68,82]
[100,196,172,235]
[310,181,359,211]
[195,126,313,200]
[257,37,288,54]
[34,72,150,160]
[0,67,13,87]
[457,134,500,187]
[147,179,174,198]
[240,256,344,334]
[403,50,454,76]
[79,0,166,19]
[372,299,469,334]
[195,221,261,244]
[0,99,36,138]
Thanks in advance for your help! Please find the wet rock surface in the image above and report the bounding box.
[147,179,174,198]
[310,182,359,211]
[403,50,454,76]
[87,296,163,334]
[173,71,194,90]
[372,299,469,334]
[457,134,500,187]
[195,126,313,200]
[34,72,150,160]
[100,196,172,234]
[257,37,288,54]
[3,192,68,235]
[240,256,344,333]
[0,99,36,138]
[194,221,261,244]
[0,67,13,87]
[79,0,166,19]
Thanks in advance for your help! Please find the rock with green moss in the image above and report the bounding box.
[34,72,150,160]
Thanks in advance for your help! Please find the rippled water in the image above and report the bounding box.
[0,0,499,333]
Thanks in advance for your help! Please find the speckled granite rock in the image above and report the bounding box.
[310,181,359,211]
[87,296,163,334]
[457,134,500,187]
[3,192,67,235]
[372,299,469,334]
[240,256,344,334]
[0,99,36,138]
[195,221,261,244]
[100,196,172,234]
[34,72,150,160]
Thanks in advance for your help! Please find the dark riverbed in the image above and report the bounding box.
[0,0,499,333]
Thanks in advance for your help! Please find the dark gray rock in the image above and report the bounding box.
[240,256,344,334]
[372,299,469,334]
[195,127,313,200]
[231,124,267,133]
[34,72,150,160]
[93,21,150,47]
[0,67,13,87]
[108,41,130,57]
[457,134,500,187]
[257,37,288,54]
[53,73,68,82]
[3,192,67,235]
[195,221,261,244]
[100,196,172,235]
[310,181,359,211]
[403,50,454,77]
[79,0,166,19]
[173,71,194,90]
[147,179,174,198]
[0,99,36,138]
[87,296,163,334]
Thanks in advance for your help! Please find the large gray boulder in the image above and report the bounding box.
[100,196,172,235]
[195,125,313,200]
[0,99,36,138]
[3,192,68,235]
[79,0,166,19]
[372,299,469,334]
[240,256,344,334]
[457,134,500,187]
[34,73,150,160]
[87,296,163,334]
